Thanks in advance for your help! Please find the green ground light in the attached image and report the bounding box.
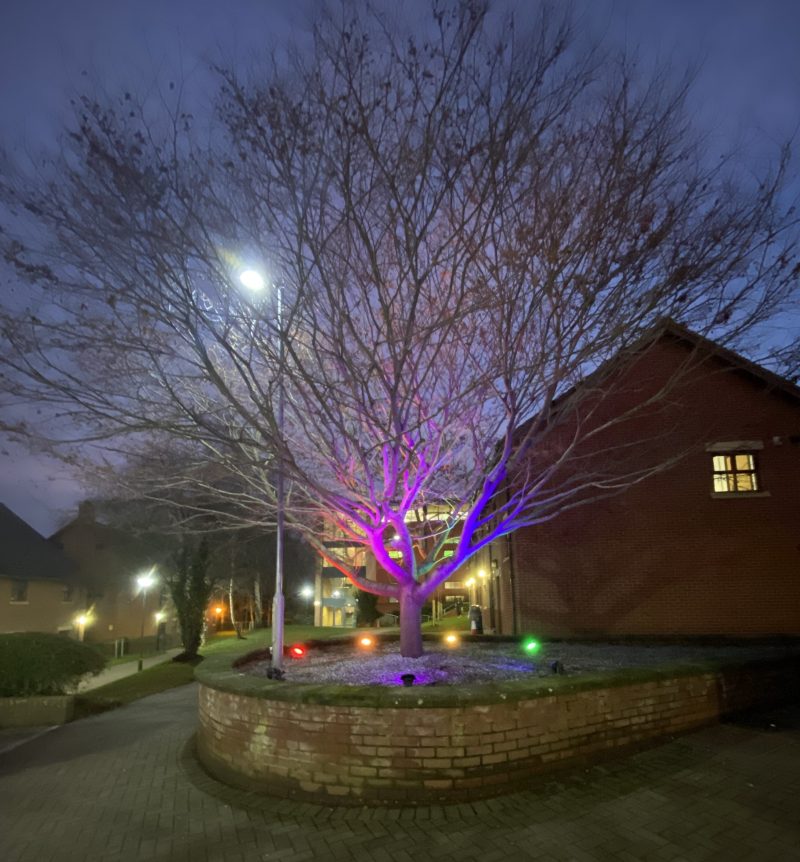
[523,638,541,654]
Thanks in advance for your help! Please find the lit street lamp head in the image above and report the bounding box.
[136,571,156,591]
[239,269,265,292]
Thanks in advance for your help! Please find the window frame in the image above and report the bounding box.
[710,450,762,495]
[10,579,29,603]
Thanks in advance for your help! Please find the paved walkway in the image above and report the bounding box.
[1,685,798,862]
[0,650,185,756]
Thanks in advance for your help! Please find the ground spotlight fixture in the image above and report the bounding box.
[400,673,416,687]
[550,660,565,675]
[358,636,374,648]
[288,644,307,659]
[444,633,460,647]
[522,638,540,655]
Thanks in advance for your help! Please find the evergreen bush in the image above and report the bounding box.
[0,632,106,697]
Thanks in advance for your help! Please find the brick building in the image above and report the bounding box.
[50,501,176,647]
[478,323,800,638]
[0,502,86,636]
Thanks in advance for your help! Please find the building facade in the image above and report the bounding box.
[0,503,86,636]
[50,502,176,647]
[485,327,800,638]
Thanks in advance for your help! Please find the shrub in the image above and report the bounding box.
[0,632,106,697]
[355,589,381,627]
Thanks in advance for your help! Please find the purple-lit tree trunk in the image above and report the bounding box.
[1,2,797,658]
[399,589,424,659]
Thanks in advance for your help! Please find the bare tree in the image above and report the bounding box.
[1,2,797,656]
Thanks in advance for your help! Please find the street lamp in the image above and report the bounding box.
[136,568,156,672]
[299,585,314,625]
[239,267,286,672]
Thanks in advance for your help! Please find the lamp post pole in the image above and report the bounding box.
[272,282,286,672]
[238,269,286,673]
[136,569,156,672]
[138,586,148,672]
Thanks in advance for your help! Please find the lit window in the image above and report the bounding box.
[712,453,760,493]
[10,580,28,602]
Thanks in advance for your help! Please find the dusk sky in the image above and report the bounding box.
[1,0,799,535]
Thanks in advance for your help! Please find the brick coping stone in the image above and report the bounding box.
[196,653,800,805]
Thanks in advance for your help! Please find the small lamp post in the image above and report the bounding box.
[75,613,88,642]
[466,577,476,605]
[136,569,156,672]
[299,585,314,624]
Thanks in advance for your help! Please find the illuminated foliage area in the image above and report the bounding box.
[0,2,797,657]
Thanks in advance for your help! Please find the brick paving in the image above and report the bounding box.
[1,684,798,862]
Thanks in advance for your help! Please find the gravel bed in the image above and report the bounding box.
[244,639,798,687]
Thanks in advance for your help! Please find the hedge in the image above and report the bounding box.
[0,632,106,697]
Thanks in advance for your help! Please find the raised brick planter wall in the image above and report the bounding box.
[196,657,799,805]
[0,695,75,728]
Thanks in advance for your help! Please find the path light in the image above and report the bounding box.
[299,585,314,599]
[444,633,460,648]
[74,612,89,642]
[400,673,416,687]
[358,636,374,649]
[288,644,307,658]
[154,610,165,624]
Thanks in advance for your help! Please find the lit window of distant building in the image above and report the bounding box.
[712,452,760,493]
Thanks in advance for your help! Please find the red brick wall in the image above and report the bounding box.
[497,339,800,637]
[196,658,799,805]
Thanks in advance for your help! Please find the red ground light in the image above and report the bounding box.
[289,645,306,658]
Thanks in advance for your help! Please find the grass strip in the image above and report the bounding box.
[74,661,197,718]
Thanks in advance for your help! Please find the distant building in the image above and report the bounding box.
[479,323,800,638]
[315,505,465,628]
[0,503,85,636]
[50,502,176,646]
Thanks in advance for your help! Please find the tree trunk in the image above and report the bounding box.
[399,589,424,658]
[254,578,263,625]
[229,577,245,639]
